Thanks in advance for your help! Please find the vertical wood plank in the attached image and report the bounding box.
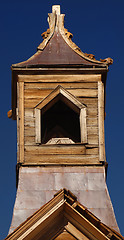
[16,107,19,163]
[35,109,41,143]
[80,108,87,143]
[98,81,105,162]
[19,82,24,163]
[17,82,19,163]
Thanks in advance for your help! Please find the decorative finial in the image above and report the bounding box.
[52,5,60,15]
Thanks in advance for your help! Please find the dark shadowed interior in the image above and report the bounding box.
[41,100,81,144]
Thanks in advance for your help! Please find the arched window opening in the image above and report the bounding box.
[35,85,87,145]
[41,99,81,144]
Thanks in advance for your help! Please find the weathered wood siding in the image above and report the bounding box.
[17,74,103,165]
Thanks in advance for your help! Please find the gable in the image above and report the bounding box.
[5,189,124,240]
[35,85,85,113]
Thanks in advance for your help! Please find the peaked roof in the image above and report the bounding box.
[5,189,123,240]
[12,5,113,68]
[35,85,86,113]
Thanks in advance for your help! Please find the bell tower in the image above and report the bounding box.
[8,5,120,234]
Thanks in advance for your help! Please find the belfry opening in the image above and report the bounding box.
[41,97,81,144]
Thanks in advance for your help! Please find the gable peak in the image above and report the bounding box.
[5,189,123,240]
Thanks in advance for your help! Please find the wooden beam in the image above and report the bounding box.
[98,81,105,162]
[80,108,87,143]
[18,74,101,83]
[64,203,109,240]
[19,82,24,163]
[65,222,89,240]
[25,145,86,155]
[24,154,99,165]
[24,82,98,89]
[35,109,41,144]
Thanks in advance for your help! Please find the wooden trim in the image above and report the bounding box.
[35,109,41,144]
[65,222,89,240]
[24,154,99,165]
[98,81,105,162]
[80,108,87,143]
[18,74,102,82]
[13,68,107,74]
[34,85,87,145]
[35,85,84,112]
[24,82,98,89]
[64,203,109,240]
[25,145,86,155]
[19,82,24,163]
[16,107,19,163]
[7,201,65,240]
[17,82,19,163]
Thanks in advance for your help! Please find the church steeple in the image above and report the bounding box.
[7,5,121,237]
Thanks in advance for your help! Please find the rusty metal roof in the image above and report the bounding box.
[12,6,113,68]
[13,31,103,67]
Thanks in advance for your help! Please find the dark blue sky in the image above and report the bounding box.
[0,0,124,239]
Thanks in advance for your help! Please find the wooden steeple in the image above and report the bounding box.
[10,5,113,165]
[7,5,121,238]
